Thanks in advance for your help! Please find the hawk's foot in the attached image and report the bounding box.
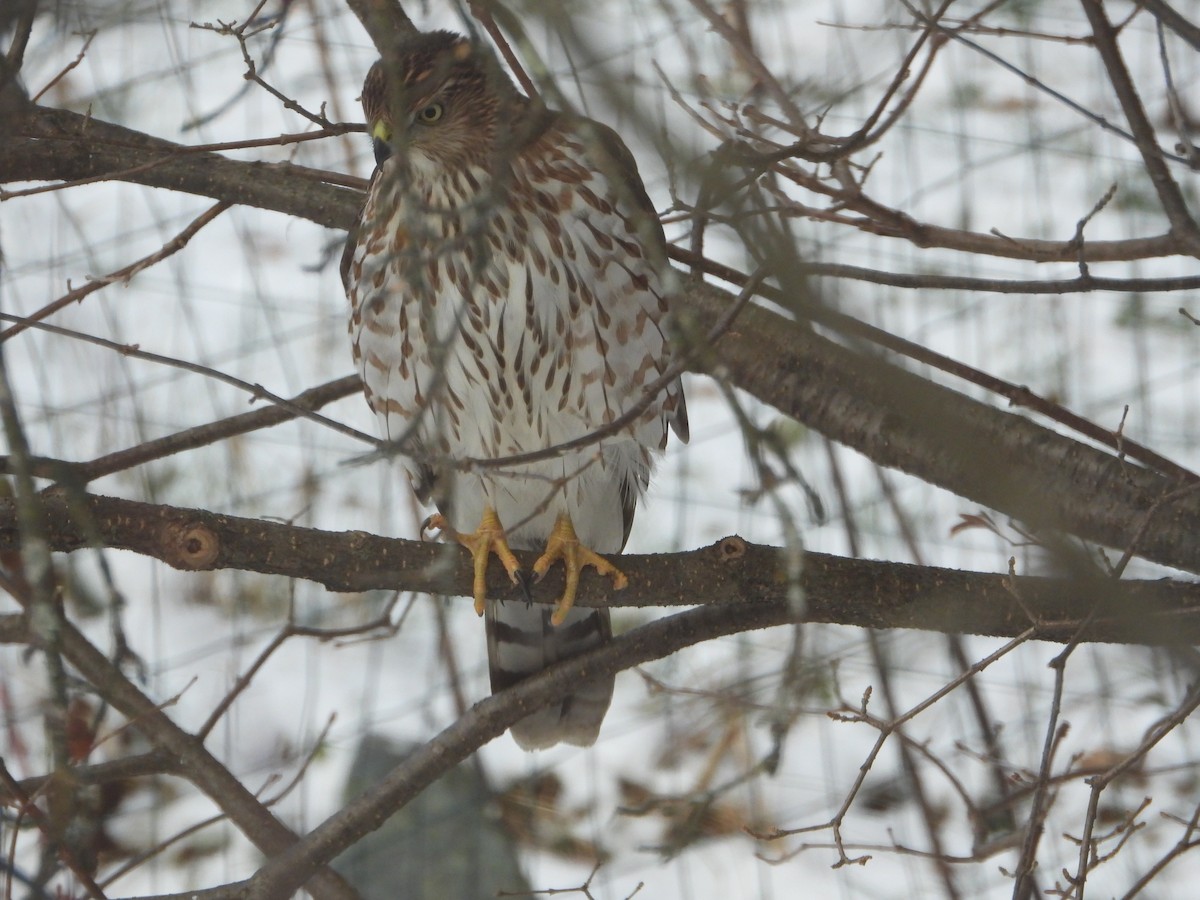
[424,509,522,615]
[533,514,628,626]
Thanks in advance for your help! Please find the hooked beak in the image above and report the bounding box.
[371,120,393,166]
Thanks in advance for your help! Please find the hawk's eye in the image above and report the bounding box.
[416,102,444,124]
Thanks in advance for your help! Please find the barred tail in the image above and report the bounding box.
[485,599,614,750]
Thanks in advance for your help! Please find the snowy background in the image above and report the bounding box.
[4,1,1200,897]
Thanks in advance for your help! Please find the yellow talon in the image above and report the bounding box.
[426,508,522,614]
[533,514,627,626]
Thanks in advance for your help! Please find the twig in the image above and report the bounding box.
[1156,17,1198,170]
[1,201,231,342]
[1011,645,1073,898]
[1120,802,1200,897]
[70,375,361,483]
[0,312,377,448]
[670,250,1200,486]
[31,31,96,103]
[0,759,109,900]
[468,2,538,98]
[755,629,1038,863]
[1079,0,1200,252]
[902,0,1193,169]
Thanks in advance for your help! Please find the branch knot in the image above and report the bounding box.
[716,535,747,562]
[160,520,220,569]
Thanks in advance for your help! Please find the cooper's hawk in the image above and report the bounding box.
[342,30,688,749]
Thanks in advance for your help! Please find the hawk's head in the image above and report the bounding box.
[361,31,523,173]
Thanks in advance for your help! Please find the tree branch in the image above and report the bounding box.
[5,491,1200,645]
[686,282,1200,576]
[1081,0,1200,254]
[1142,0,1200,51]
[2,104,359,229]
[0,552,359,900]
[245,597,791,899]
[343,0,416,55]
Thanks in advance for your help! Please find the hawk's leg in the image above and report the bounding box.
[423,508,522,615]
[533,514,628,626]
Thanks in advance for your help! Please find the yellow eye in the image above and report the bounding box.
[416,102,444,124]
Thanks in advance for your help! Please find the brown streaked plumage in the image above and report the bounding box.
[343,30,687,750]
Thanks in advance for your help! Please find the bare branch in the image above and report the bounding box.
[4,492,1200,645]
[0,200,231,342]
[0,574,360,900]
[1142,0,1200,53]
[1080,0,1200,254]
[687,283,1200,575]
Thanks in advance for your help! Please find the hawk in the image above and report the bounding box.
[342,30,688,749]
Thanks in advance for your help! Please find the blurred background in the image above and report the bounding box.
[4,1,1200,897]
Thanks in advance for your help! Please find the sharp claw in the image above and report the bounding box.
[514,570,534,605]
[438,507,524,613]
[531,514,628,627]
[421,513,448,539]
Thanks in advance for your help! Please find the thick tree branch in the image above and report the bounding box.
[686,283,1200,576]
[13,751,180,800]
[2,104,359,229]
[246,598,793,900]
[678,251,1199,484]
[343,0,416,54]
[5,491,1200,645]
